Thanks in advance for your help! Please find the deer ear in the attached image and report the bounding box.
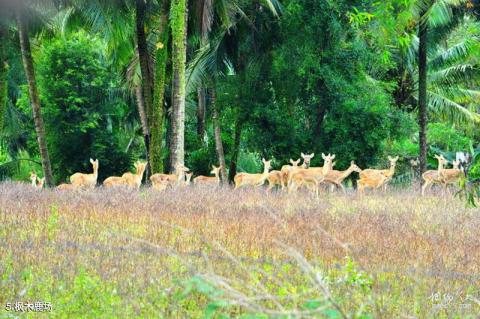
[351,160,354,165]
[310,153,314,158]
[301,153,305,158]
[331,154,335,159]
[322,153,326,159]
[395,156,399,161]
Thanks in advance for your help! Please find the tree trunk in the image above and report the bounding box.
[135,84,150,180]
[169,0,188,172]
[150,0,169,174]
[211,88,227,183]
[136,0,153,128]
[197,88,206,142]
[17,12,54,186]
[228,118,243,183]
[418,10,428,175]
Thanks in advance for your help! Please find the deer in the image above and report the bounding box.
[267,169,284,191]
[29,171,45,189]
[150,165,190,189]
[288,153,335,196]
[439,159,463,192]
[421,154,450,196]
[357,171,388,194]
[121,162,147,188]
[70,158,99,189]
[324,161,362,194]
[359,156,399,191]
[279,158,301,190]
[193,165,222,185]
[283,153,315,189]
[234,158,271,189]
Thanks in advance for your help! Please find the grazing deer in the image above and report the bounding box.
[421,154,448,196]
[288,153,335,196]
[29,171,45,189]
[234,158,271,189]
[70,158,99,188]
[122,162,147,188]
[324,161,362,194]
[150,165,190,189]
[360,156,399,191]
[193,165,222,185]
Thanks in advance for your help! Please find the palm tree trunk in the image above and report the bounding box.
[16,12,54,186]
[211,88,227,183]
[150,0,169,174]
[418,10,428,175]
[228,118,243,183]
[169,0,188,171]
[197,88,206,142]
[135,0,153,158]
[135,84,150,180]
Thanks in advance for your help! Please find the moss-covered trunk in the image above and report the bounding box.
[211,88,227,183]
[150,0,170,174]
[418,9,428,176]
[169,0,188,172]
[0,28,7,131]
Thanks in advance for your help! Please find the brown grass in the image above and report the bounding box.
[0,182,479,318]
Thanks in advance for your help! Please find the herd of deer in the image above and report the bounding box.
[27,153,463,196]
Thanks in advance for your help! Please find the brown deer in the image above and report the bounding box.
[234,158,271,189]
[288,153,335,196]
[279,158,301,190]
[357,171,388,194]
[122,162,147,188]
[324,161,362,194]
[360,156,399,191]
[193,165,222,185]
[421,154,448,196]
[267,170,284,191]
[29,171,45,189]
[439,159,463,192]
[70,158,99,188]
[57,183,77,190]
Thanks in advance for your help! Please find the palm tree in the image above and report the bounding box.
[0,27,7,131]
[169,0,188,171]
[16,7,54,186]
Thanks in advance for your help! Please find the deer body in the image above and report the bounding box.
[288,153,334,195]
[357,171,387,194]
[234,159,271,189]
[421,155,447,196]
[324,161,362,194]
[359,156,399,191]
[193,165,221,185]
[279,158,301,190]
[122,162,147,188]
[267,170,283,191]
[29,171,45,189]
[150,165,189,189]
[70,159,99,188]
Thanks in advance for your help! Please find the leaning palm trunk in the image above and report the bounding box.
[16,11,54,187]
[211,88,227,183]
[169,0,188,171]
[197,88,206,142]
[418,8,428,176]
[150,0,170,174]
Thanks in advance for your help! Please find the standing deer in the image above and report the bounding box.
[234,158,271,189]
[29,171,45,189]
[324,161,362,194]
[360,156,399,191]
[122,162,147,188]
[279,158,301,190]
[439,159,463,192]
[193,165,222,185]
[357,171,388,194]
[421,154,448,196]
[70,159,99,188]
[288,153,335,196]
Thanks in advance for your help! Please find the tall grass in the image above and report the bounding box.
[0,182,479,318]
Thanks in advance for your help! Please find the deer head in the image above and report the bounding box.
[290,158,301,167]
[388,156,399,167]
[301,153,314,168]
[262,158,272,172]
[210,165,221,176]
[349,161,362,173]
[90,158,99,173]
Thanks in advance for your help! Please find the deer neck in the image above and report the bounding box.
[214,171,220,183]
[340,167,355,180]
[388,164,396,177]
[437,161,445,172]
[31,177,36,187]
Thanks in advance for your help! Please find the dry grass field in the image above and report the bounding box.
[0,182,479,318]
